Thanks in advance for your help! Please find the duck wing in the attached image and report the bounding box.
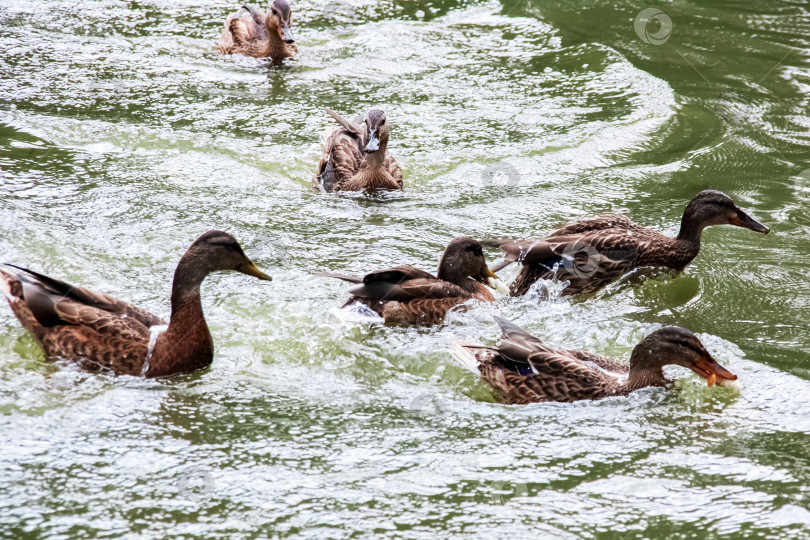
[0,264,165,365]
[485,231,643,277]
[546,214,638,237]
[384,153,404,189]
[470,318,623,403]
[318,266,434,286]
[325,108,364,137]
[347,266,469,302]
[2,264,164,330]
[316,126,364,192]
[494,317,628,373]
[218,5,268,56]
[566,350,630,374]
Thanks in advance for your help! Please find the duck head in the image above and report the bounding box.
[630,327,736,387]
[182,230,272,281]
[437,237,499,288]
[267,0,295,44]
[363,110,389,154]
[679,190,769,240]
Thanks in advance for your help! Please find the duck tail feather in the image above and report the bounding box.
[450,342,485,374]
[493,316,529,337]
[490,258,515,272]
[480,238,512,248]
[316,271,362,284]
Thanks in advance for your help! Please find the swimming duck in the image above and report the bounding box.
[218,1,297,61]
[485,190,769,296]
[314,108,403,193]
[319,238,499,325]
[451,317,737,404]
[0,231,271,377]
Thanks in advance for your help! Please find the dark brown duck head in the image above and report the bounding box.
[363,109,389,156]
[172,231,271,303]
[678,190,769,241]
[629,327,736,387]
[267,0,295,44]
[437,237,499,290]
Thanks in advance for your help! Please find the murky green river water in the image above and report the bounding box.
[1,0,809,537]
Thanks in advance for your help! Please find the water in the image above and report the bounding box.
[1,0,809,537]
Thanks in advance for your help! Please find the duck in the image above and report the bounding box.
[314,108,403,193]
[319,238,500,325]
[485,190,770,296]
[0,231,271,378]
[218,1,297,62]
[451,317,738,404]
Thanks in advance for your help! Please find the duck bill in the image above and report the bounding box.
[237,260,273,281]
[364,130,380,153]
[731,210,770,234]
[279,23,294,44]
[690,355,737,387]
[474,266,500,285]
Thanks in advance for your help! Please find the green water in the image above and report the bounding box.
[1,0,809,537]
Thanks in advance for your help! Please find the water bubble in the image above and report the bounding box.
[176,466,215,504]
[560,241,601,279]
[480,160,521,189]
[488,479,529,504]
[634,8,673,45]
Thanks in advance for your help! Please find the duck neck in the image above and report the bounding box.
[145,255,214,377]
[676,211,706,245]
[265,23,287,58]
[621,366,667,393]
[437,265,480,296]
[447,275,479,294]
[348,144,398,191]
[621,348,667,393]
[437,263,462,286]
[639,214,703,270]
[365,137,388,167]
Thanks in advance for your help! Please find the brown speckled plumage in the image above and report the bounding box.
[314,108,403,193]
[0,231,271,377]
[486,190,769,296]
[319,238,498,325]
[218,2,297,61]
[452,318,737,404]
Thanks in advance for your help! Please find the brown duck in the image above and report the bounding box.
[319,238,500,325]
[485,190,769,296]
[0,231,271,377]
[451,317,737,404]
[314,108,403,193]
[218,1,297,61]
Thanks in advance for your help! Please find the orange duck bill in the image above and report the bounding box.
[689,354,737,387]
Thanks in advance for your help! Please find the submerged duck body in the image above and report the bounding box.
[486,190,770,296]
[0,231,271,377]
[218,1,297,61]
[320,238,498,325]
[315,108,403,193]
[452,317,737,404]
